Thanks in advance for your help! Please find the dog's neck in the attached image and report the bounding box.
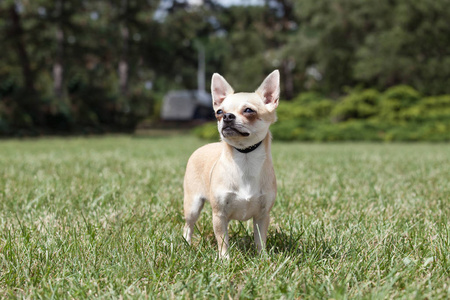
[223,132,271,159]
[234,140,263,153]
[222,133,271,181]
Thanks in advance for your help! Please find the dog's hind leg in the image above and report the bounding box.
[183,195,205,245]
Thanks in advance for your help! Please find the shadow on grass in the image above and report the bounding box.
[230,225,340,260]
[267,228,342,260]
[187,221,340,261]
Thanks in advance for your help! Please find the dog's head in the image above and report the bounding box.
[211,70,280,149]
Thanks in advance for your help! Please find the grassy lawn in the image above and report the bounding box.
[0,135,449,298]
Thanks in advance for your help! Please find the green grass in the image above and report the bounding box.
[0,135,449,298]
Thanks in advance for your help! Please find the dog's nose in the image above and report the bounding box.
[223,113,235,122]
[223,113,235,121]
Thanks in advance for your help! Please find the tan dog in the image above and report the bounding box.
[183,70,280,258]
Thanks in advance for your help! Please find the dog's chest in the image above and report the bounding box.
[215,152,270,221]
[223,179,265,221]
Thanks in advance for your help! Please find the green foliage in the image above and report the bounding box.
[271,120,386,142]
[0,0,157,135]
[402,95,450,123]
[293,0,450,95]
[383,122,450,142]
[277,92,335,122]
[270,120,312,141]
[193,122,219,140]
[352,0,450,95]
[331,89,380,121]
[378,85,422,121]
[310,121,385,142]
[2,0,450,135]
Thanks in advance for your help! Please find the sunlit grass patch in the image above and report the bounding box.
[0,136,449,298]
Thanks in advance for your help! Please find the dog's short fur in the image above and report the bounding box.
[183,70,280,257]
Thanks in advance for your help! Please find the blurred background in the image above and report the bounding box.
[0,0,449,141]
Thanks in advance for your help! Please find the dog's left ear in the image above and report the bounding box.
[256,70,280,112]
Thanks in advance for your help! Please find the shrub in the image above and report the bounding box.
[401,95,450,122]
[277,93,335,123]
[378,85,421,121]
[193,122,220,140]
[384,122,450,142]
[331,89,380,121]
[311,121,386,142]
[271,120,313,141]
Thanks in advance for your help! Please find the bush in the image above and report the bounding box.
[271,120,313,141]
[277,94,335,122]
[331,89,380,121]
[401,95,450,122]
[378,85,421,121]
[193,122,220,140]
[312,121,385,142]
[384,122,450,142]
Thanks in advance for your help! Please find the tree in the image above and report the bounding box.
[1,1,35,94]
[353,0,450,95]
[290,0,450,96]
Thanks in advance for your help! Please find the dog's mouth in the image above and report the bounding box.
[222,126,250,137]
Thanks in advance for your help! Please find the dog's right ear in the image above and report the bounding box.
[211,73,234,107]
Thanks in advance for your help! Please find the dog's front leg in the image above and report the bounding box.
[212,213,229,258]
[253,213,270,253]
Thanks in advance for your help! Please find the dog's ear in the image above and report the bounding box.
[256,70,280,112]
[211,73,234,107]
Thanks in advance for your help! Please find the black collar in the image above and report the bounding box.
[234,141,263,154]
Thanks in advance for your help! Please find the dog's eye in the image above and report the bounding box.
[216,109,223,115]
[244,108,255,113]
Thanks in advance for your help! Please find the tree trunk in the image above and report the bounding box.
[197,44,205,92]
[53,0,65,100]
[119,0,129,97]
[118,26,129,97]
[282,59,294,100]
[9,4,35,93]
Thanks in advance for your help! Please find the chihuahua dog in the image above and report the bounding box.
[183,70,280,258]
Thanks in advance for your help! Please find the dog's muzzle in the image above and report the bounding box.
[222,125,250,137]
